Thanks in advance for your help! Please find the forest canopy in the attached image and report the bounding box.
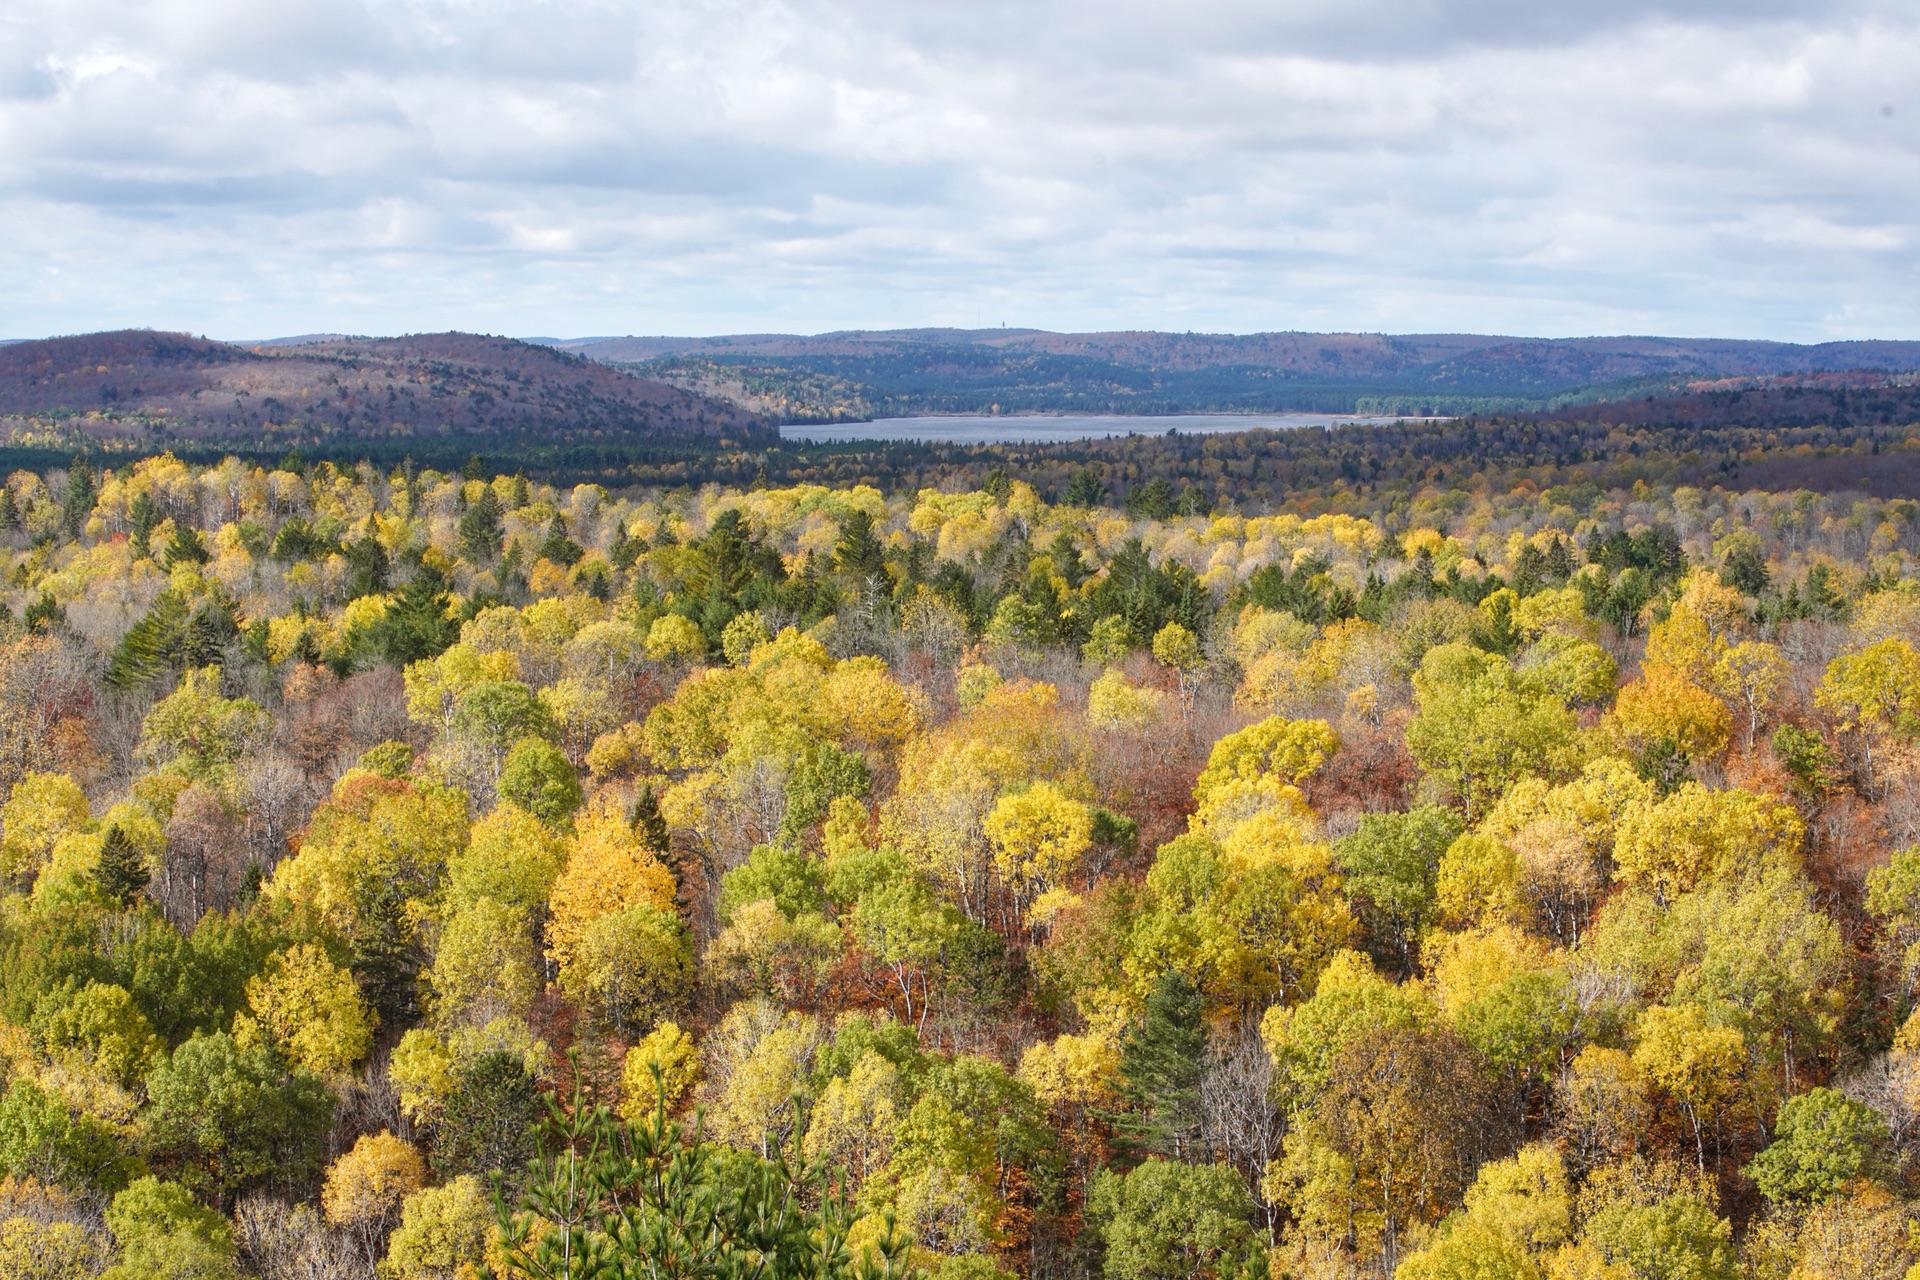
[1,451,1920,1280]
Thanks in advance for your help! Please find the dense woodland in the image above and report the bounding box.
[7,452,1920,1280]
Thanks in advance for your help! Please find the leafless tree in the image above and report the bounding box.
[234,1197,364,1280]
[0,630,98,796]
[1199,1018,1286,1238]
[161,783,248,928]
[243,750,319,871]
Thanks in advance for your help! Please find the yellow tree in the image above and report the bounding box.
[245,943,376,1077]
[322,1132,427,1270]
[425,898,544,1029]
[984,782,1094,909]
[1817,638,1920,774]
[1193,716,1340,800]
[0,771,90,885]
[1632,1004,1746,1173]
[1605,665,1732,768]
[619,1020,701,1121]
[381,1175,495,1280]
[1611,784,1803,901]
[545,794,678,974]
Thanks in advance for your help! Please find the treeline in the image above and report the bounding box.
[9,379,1918,513]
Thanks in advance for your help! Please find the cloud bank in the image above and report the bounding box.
[1,0,1915,339]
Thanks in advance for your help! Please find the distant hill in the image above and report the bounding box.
[0,330,774,460]
[541,328,1920,420]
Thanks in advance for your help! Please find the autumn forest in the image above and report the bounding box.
[3,449,1920,1280]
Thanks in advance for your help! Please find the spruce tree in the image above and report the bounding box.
[630,784,670,857]
[1114,968,1206,1160]
[457,488,504,561]
[93,825,150,905]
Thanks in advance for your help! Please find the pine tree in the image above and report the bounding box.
[62,459,95,537]
[536,514,584,567]
[457,488,504,561]
[127,490,158,556]
[1063,468,1106,508]
[107,590,189,688]
[833,509,886,583]
[93,825,151,905]
[1114,968,1206,1160]
[162,523,210,569]
[23,593,64,635]
[630,784,670,857]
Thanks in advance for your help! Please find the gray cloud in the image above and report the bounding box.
[0,0,1914,339]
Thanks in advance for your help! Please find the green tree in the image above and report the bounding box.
[0,1076,136,1193]
[1334,806,1462,973]
[1581,1188,1735,1280]
[458,488,505,561]
[1116,969,1206,1160]
[368,567,459,665]
[455,681,555,753]
[1405,644,1583,818]
[1086,1159,1262,1280]
[498,737,583,827]
[93,824,152,905]
[138,667,269,784]
[142,1029,334,1205]
[431,1051,543,1183]
[489,1072,915,1280]
[102,1175,240,1280]
[1745,1087,1890,1207]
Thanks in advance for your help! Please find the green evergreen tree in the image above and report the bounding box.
[834,509,887,583]
[1115,969,1206,1160]
[368,566,458,665]
[62,459,95,537]
[93,826,151,906]
[162,523,210,570]
[1063,468,1106,508]
[127,490,158,555]
[457,487,505,561]
[107,591,190,688]
[536,514,584,567]
[23,593,64,634]
[432,1051,542,1184]
[630,784,670,857]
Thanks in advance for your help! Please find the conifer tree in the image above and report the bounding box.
[93,825,150,906]
[1115,969,1206,1160]
[630,784,670,857]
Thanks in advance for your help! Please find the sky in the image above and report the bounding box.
[0,0,1916,342]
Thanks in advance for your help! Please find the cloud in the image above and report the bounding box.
[0,0,1915,339]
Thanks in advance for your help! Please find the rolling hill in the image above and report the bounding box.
[545,328,1920,420]
[0,330,774,459]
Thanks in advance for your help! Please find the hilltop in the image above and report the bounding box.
[0,329,773,459]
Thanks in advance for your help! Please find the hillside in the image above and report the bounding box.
[549,327,1920,419]
[0,329,774,457]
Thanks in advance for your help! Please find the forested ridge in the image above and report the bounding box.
[5,452,1920,1280]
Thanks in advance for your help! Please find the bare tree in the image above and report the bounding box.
[234,1197,363,1280]
[243,750,319,871]
[162,783,248,928]
[1199,1018,1286,1239]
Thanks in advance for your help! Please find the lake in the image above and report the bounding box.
[779,412,1437,445]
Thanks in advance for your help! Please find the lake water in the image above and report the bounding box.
[780,412,1435,446]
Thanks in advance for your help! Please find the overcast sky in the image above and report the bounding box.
[1,0,1915,341]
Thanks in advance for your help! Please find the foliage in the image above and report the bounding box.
[1085,1159,1263,1280]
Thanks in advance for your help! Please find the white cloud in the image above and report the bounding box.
[0,0,1915,339]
